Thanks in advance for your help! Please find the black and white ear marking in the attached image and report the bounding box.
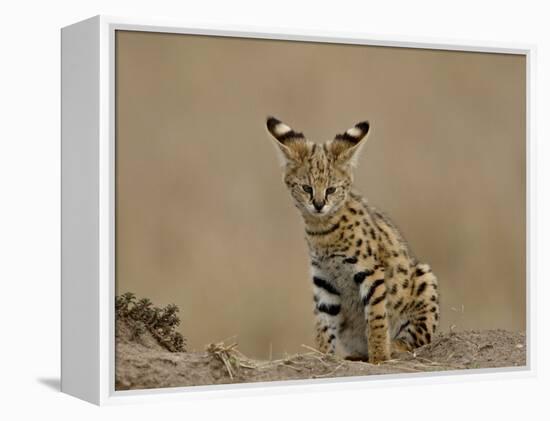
[266,116,305,144]
[329,120,371,167]
[334,121,370,145]
[266,116,310,165]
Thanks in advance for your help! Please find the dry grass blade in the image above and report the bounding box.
[315,362,346,378]
[301,344,327,356]
[410,355,431,363]
[308,355,331,367]
[206,342,240,379]
[279,362,303,372]
[238,362,257,369]
[300,344,342,366]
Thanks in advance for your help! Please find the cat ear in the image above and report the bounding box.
[266,116,309,165]
[327,121,370,167]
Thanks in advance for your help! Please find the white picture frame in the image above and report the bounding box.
[61,15,535,406]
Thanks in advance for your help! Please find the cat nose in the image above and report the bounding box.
[313,200,325,212]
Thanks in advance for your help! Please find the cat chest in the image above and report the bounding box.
[310,257,361,299]
[311,258,370,356]
[312,255,349,279]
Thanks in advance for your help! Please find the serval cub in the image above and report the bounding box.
[266,117,440,363]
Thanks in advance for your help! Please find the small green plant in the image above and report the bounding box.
[116,292,187,352]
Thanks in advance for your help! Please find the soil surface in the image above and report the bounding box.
[115,319,526,391]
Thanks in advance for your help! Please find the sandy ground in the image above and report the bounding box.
[115,319,526,391]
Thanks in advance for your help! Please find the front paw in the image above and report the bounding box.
[368,348,391,364]
[368,355,388,364]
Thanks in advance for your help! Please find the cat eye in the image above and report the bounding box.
[325,186,336,195]
[302,185,313,194]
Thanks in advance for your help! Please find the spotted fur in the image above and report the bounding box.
[266,116,440,363]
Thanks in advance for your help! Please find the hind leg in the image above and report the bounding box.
[393,263,440,349]
[391,337,413,354]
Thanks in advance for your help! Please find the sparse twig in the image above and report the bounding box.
[301,344,327,356]
[280,362,303,372]
[315,362,346,378]
[206,342,239,379]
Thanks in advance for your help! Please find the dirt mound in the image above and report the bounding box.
[115,321,526,391]
[412,329,526,369]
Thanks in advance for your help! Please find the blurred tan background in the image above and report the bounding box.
[115,31,526,359]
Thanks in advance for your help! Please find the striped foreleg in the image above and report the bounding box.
[311,274,343,354]
[355,265,391,363]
